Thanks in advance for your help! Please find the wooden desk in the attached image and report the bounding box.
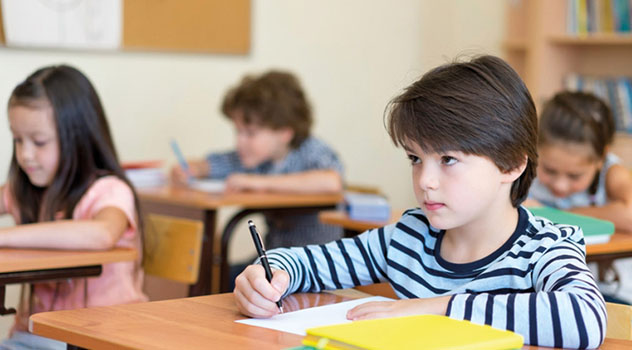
[0,248,137,315]
[319,209,402,236]
[139,186,342,295]
[319,210,632,258]
[29,292,632,350]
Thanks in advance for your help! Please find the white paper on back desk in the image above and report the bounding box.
[189,179,225,193]
[235,296,393,335]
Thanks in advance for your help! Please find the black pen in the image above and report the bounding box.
[248,220,284,313]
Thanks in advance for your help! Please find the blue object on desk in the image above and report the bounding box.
[170,139,191,181]
[344,192,391,222]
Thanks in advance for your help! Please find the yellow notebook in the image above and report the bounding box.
[303,315,523,350]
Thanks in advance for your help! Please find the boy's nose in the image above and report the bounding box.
[417,169,439,191]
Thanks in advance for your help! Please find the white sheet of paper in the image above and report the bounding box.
[235,296,393,335]
[2,0,122,49]
[189,179,225,193]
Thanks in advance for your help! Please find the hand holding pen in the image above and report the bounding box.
[248,220,284,313]
[170,139,192,184]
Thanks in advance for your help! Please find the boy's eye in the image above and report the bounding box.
[407,154,421,165]
[441,156,457,165]
[34,140,48,147]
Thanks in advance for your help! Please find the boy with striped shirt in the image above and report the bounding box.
[233,56,606,349]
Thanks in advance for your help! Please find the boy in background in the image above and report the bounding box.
[172,71,344,250]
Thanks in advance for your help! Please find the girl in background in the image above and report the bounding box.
[0,65,147,349]
[528,91,632,228]
[527,91,632,303]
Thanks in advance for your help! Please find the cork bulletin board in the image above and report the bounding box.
[0,0,250,54]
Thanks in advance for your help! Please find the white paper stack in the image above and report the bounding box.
[122,161,166,188]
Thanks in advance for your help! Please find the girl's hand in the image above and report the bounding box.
[225,174,266,192]
[233,264,289,318]
[346,295,451,321]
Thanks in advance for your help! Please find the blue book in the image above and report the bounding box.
[344,192,391,222]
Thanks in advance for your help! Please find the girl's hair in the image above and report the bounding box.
[7,65,140,225]
[385,55,538,207]
[538,91,615,161]
[221,70,313,148]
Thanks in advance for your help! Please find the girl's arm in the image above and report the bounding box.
[0,206,129,250]
[225,170,343,193]
[569,164,632,232]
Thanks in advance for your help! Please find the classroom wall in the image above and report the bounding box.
[0,0,504,338]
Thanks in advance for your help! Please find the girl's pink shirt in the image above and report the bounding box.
[3,176,148,332]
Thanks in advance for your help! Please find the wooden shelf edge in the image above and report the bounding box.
[502,39,528,51]
[549,33,632,46]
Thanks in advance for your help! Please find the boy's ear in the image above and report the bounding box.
[502,155,528,184]
[279,127,294,145]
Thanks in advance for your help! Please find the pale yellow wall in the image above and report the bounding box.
[0,0,505,338]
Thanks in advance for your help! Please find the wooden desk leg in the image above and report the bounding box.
[343,228,361,238]
[0,286,16,315]
[218,206,338,293]
[188,210,216,296]
[219,209,259,293]
[587,252,632,282]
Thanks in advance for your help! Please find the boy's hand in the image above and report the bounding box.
[169,160,209,186]
[233,264,289,318]
[225,174,267,192]
[346,295,451,321]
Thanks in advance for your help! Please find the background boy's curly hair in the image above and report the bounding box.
[221,70,312,149]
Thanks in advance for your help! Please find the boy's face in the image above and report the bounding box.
[230,111,294,169]
[405,141,517,231]
[537,143,602,198]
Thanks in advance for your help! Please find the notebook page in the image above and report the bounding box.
[235,296,393,335]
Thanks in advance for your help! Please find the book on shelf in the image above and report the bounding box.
[528,207,614,244]
[301,314,523,350]
[344,192,390,222]
[122,160,166,188]
[567,0,631,34]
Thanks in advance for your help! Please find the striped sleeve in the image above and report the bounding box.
[447,232,606,349]
[265,225,393,295]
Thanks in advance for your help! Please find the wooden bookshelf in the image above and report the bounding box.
[503,0,632,167]
[549,33,632,45]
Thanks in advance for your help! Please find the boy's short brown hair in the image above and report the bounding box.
[386,55,538,207]
[221,70,312,148]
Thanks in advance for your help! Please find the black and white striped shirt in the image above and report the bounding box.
[266,206,606,349]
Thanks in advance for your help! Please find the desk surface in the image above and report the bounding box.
[138,186,343,209]
[29,292,632,350]
[319,210,632,257]
[0,248,137,273]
